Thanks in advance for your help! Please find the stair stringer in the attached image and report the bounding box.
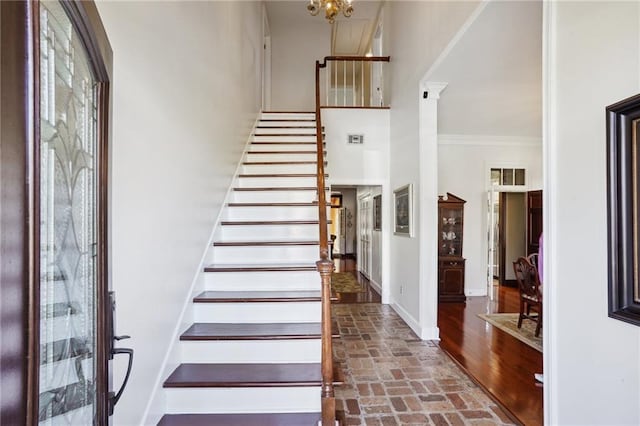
[140,114,262,426]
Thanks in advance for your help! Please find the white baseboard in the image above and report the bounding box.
[391,301,440,341]
[466,288,488,297]
[368,278,382,295]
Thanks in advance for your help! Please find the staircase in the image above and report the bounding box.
[158,112,338,425]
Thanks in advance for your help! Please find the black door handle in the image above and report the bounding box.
[109,347,134,415]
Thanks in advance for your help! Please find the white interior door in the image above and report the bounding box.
[487,189,499,300]
[358,195,372,278]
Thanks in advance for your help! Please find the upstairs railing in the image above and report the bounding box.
[319,56,391,108]
[315,55,389,426]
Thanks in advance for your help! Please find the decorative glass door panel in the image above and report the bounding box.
[38,1,98,423]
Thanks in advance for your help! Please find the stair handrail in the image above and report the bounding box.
[315,56,335,426]
[315,55,390,426]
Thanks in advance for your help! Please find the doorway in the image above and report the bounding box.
[487,189,542,295]
[490,192,527,287]
[262,9,271,111]
[330,185,382,303]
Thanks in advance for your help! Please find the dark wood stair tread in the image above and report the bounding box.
[232,187,326,191]
[227,202,330,207]
[254,134,316,137]
[256,126,316,128]
[163,363,320,387]
[193,290,321,303]
[158,412,321,426]
[250,141,317,145]
[180,322,339,340]
[220,220,330,225]
[243,161,321,165]
[262,111,315,114]
[163,363,342,388]
[204,264,317,272]
[260,118,315,121]
[213,240,322,247]
[248,150,325,154]
[238,174,328,178]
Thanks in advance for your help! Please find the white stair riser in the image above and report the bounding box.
[179,340,321,363]
[165,387,320,414]
[236,177,318,188]
[261,113,315,120]
[241,163,317,175]
[203,271,320,291]
[246,153,318,162]
[194,302,320,323]
[224,206,323,221]
[217,224,320,240]
[248,144,318,152]
[255,128,316,135]
[259,121,316,128]
[253,135,317,143]
[231,190,318,203]
[210,245,319,264]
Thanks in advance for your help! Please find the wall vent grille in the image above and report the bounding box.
[348,134,364,144]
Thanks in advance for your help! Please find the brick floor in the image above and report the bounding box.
[333,304,516,425]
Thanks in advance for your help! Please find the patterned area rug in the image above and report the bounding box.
[478,313,542,353]
[331,272,366,293]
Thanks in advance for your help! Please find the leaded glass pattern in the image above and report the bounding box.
[38,1,98,424]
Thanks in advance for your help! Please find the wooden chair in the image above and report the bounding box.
[512,256,542,337]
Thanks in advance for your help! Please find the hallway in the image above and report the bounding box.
[333,303,515,425]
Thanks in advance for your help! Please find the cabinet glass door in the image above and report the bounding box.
[38,1,99,423]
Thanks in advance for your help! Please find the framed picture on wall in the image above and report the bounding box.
[373,194,382,231]
[606,93,640,327]
[393,184,413,237]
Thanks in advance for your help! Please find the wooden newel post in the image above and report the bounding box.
[317,258,335,426]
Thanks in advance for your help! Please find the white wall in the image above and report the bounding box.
[95,2,263,424]
[324,109,390,184]
[438,136,542,296]
[387,1,481,334]
[270,11,330,110]
[546,2,640,424]
[323,108,390,302]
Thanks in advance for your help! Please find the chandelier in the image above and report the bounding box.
[307,0,354,24]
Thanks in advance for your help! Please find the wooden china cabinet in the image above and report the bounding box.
[438,193,466,302]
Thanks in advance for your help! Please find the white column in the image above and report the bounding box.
[418,81,447,340]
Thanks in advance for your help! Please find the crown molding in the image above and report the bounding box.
[438,134,542,147]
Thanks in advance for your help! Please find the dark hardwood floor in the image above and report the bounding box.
[438,285,543,426]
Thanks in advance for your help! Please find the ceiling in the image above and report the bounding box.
[265,0,383,55]
[429,1,543,138]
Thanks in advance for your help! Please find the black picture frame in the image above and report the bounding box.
[373,194,381,231]
[606,93,640,327]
